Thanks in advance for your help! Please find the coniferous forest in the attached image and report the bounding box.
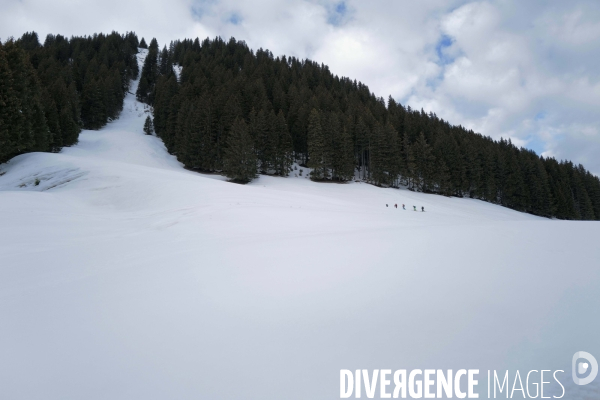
[1,33,600,220]
[0,31,139,164]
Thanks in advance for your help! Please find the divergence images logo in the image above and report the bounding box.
[572,351,598,386]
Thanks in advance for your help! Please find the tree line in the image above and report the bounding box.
[2,33,598,221]
[0,31,139,164]
[142,37,600,220]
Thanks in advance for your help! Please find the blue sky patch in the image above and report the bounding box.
[534,111,546,121]
[327,1,348,26]
[228,12,242,25]
[190,0,217,20]
[436,34,454,65]
[526,135,546,155]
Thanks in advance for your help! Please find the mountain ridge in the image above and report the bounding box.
[1,32,599,220]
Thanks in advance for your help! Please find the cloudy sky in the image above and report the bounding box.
[2,0,600,175]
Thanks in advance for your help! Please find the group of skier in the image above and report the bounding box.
[386,203,425,212]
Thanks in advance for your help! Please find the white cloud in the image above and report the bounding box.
[1,0,599,174]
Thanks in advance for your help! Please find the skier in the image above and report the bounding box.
[394,204,397,208]
[386,204,388,207]
[402,204,405,210]
[421,206,425,212]
[413,206,416,211]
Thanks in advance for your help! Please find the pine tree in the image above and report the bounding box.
[307,108,326,180]
[481,146,498,202]
[59,107,79,146]
[0,43,18,162]
[382,122,400,186]
[159,46,171,76]
[369,122,387,185]
[274,110,293,176]
[584,172,600,220]
[137,76,149,102]
[437,159,452,196]
[4,41,33,155]
[333,125,354,181]
[174,101,193,166]
[223,118,257,183]
[412,132,435,191]
[143,115,154,135]
[253,109,272,173]
[573,165,595,220]
[81,77,105,129]
[354,117,369,180]
[502,144,527,210]
[153,74,179,140]
[402,133,416,189]
[136,39,159,104]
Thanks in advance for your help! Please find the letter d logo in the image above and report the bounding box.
[572,351,598,385]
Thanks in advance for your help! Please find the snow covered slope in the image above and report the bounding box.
[0,50,599,400]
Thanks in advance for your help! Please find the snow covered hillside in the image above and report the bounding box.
[0,50,599,400]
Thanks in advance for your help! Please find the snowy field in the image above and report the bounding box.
[1,50,599,399]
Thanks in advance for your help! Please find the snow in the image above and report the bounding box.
[173,63,182,82]
[0,49,599,400]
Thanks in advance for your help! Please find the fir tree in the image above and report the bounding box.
[0,42,18,162]
[159,46,171,76]
[254,109,275,173]
[136,38,159,104]
[274,110,293,176]
[402,133,416,189]
[143,115,154,135]
[307,108,326,180]
[332,124,354,181]
[223,118,257,183]
[412,132,436,191]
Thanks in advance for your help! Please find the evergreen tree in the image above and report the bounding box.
[354,117,369,180]
[4,41,35,155]
[274,110,293,176]
[159,46,171,76]
[369,122,387,185]
[143,115,154,135]
[136,38,159,103]
[307,108,326,180]
[412,132,435,191]
[0,42,18,162]
[223,118,257,182]
[254,109,275,173]
[331,124,354,181]
[81,77,105,129]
